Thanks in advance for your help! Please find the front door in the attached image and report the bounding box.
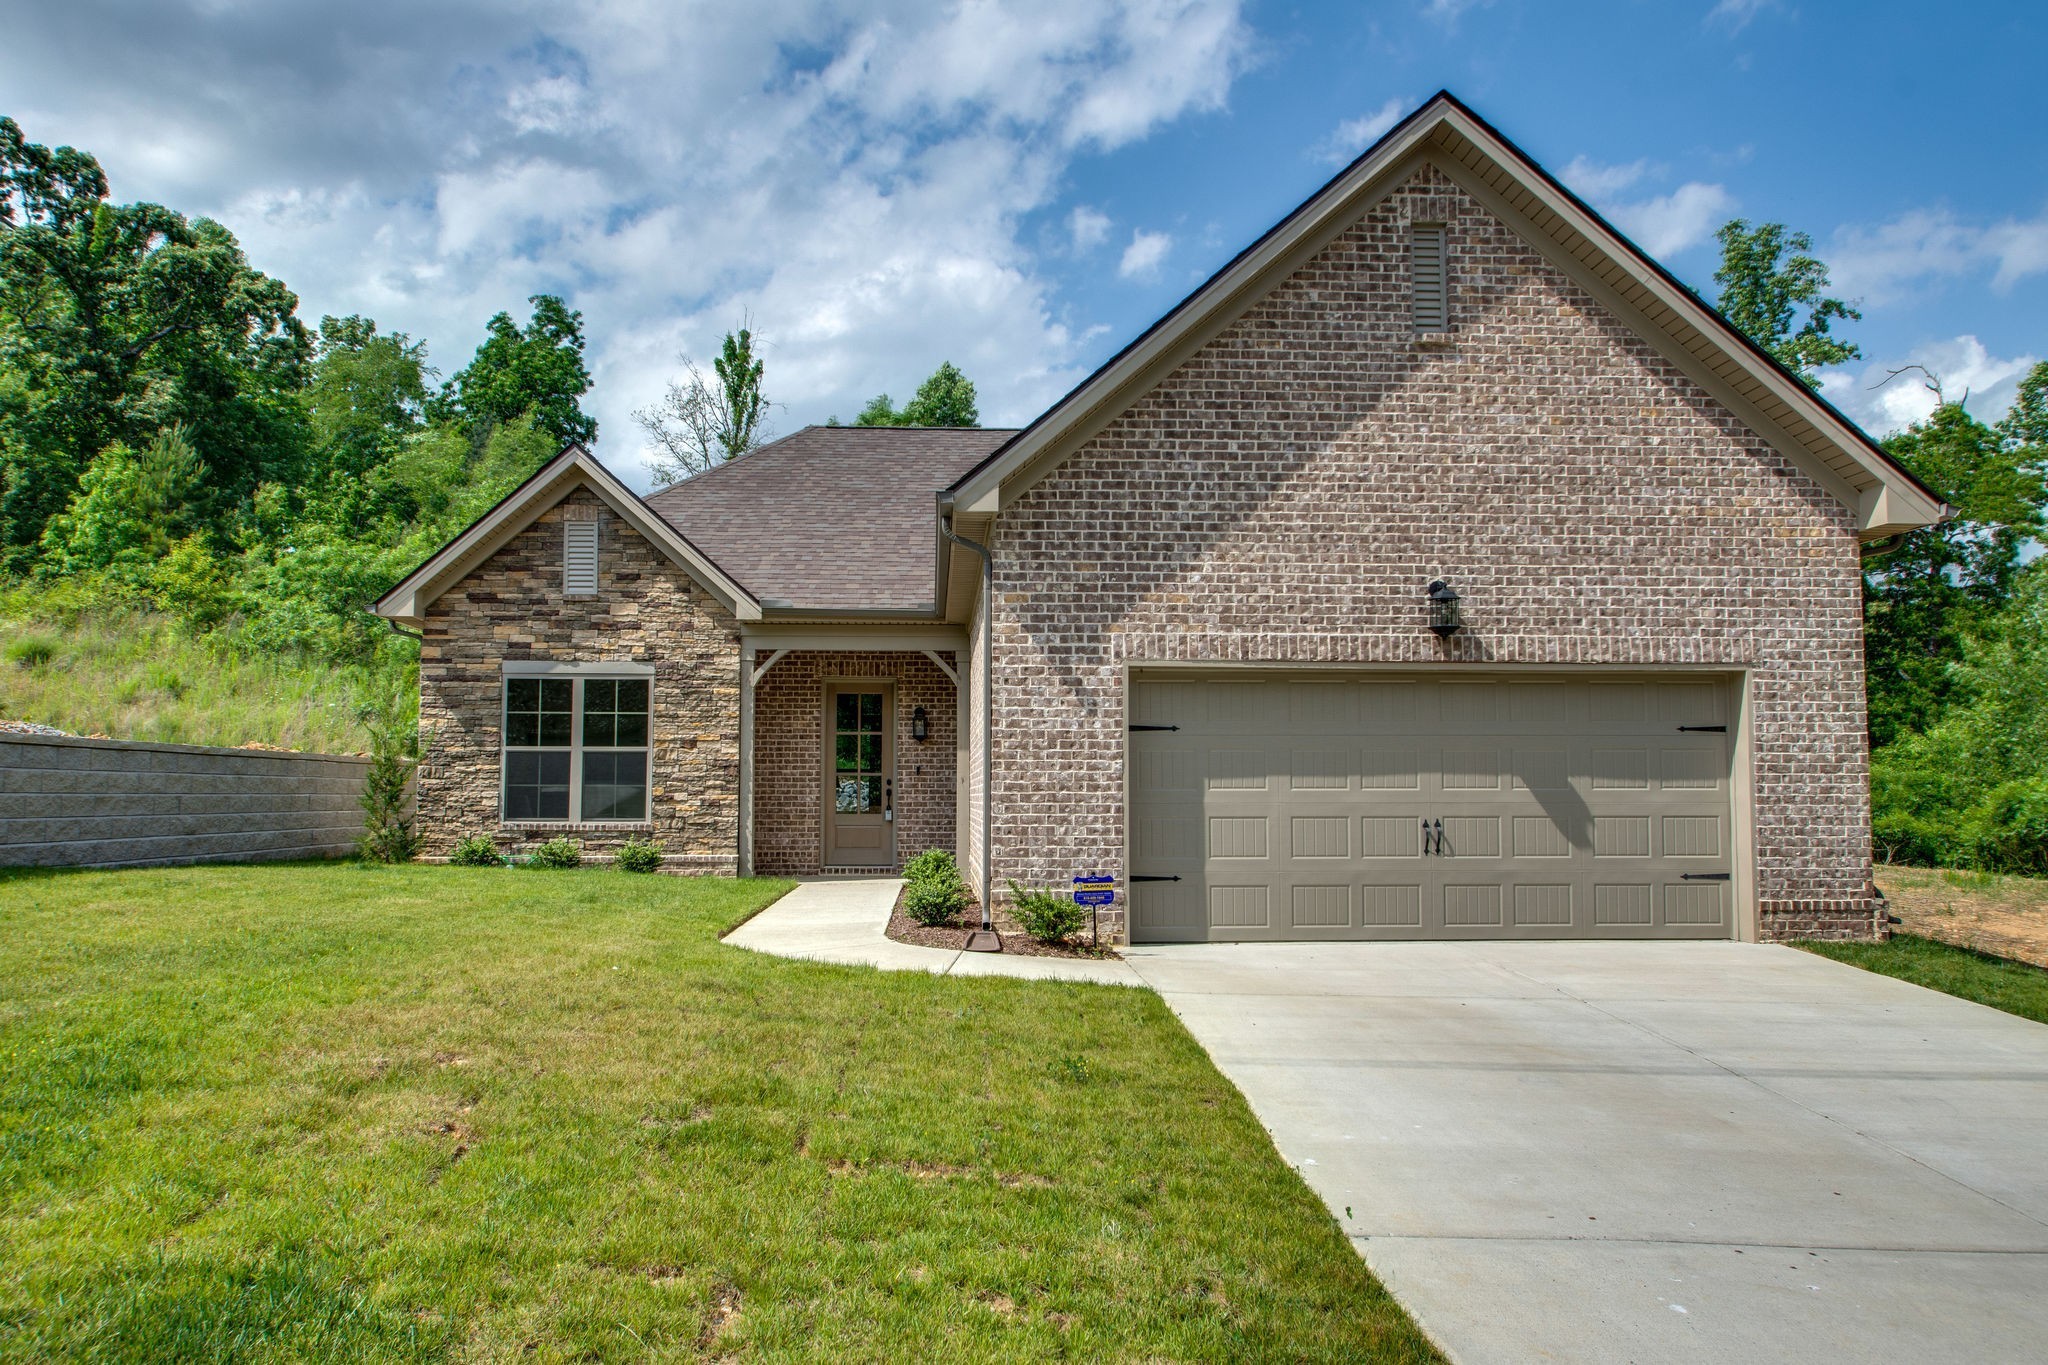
[823,683,895,868]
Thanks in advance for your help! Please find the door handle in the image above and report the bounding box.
[884,777,894,821]
[1421,817,1445,856]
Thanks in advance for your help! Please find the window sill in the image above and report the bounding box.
[499,821,655,832]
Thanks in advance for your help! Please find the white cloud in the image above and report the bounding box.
[1119,228,1173,280]
[1706,0,1777,30]
[1068,205,1113,252]
[1604,182,1736,258]
[1560,156,1655,201]
[1818,336,2042,439]
[1831,205,2048,304]
[0,0,1256,486]
[1313,97,1409,166]
[1559,155,1732,259]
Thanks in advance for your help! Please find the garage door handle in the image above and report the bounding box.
[1681,872,1732,881]
[1131,875,1182,883]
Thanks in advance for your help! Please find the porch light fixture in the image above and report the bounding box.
[1427,580,1462,637]
[910,706,929,742]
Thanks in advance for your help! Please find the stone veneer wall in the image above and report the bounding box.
[984,163,1881,943]
[417,487,742,870]
[752,650,957,876]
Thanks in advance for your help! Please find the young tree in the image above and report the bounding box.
[635,326,772,484]
[1864,397,2047,745]
[846,362,980,428]
[434,295,596,448]
[1712,220,1861,386]
[37,425,210,576]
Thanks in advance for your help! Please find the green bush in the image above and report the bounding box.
[4,635,58,667]
[902,848,958,883]
[529,837,582,870]
[1008,880,1087,944]
[903,876,965,927]
[615,837,664,873]
[448,834,502,867]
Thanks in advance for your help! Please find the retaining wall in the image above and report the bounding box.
[0,733,370,868]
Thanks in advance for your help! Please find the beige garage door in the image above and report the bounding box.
[1127,674,1736,942]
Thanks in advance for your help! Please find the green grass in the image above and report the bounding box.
[0,600,363,751]
[0,864,1435,1362]
[1797,933,2048,1026]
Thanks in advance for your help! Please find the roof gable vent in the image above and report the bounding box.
[563,518,599,595]
[1411,223,1449,333]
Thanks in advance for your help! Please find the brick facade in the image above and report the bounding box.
[417,488,743,871]
[752,650,958,876]
[983,165,1881,943]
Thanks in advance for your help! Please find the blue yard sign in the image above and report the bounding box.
[1073,874,1117,907]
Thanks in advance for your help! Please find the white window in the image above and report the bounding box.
[502,676,648,822]
[563,519,599,595]
[1411,223,1449,333]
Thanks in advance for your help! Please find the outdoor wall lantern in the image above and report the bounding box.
[1427,580,1463,637]
[911,706,930,742]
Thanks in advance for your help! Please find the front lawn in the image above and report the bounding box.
[0,864,1435,1362]
[1798,931,2048,1027]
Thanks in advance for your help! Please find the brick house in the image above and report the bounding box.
[374,93,1944,944]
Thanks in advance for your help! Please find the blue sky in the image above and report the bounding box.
[3,0,2041,487]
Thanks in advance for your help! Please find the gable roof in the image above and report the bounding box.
[373,444,762,628]
[646,426,1012,612]
[944,91,1947,538]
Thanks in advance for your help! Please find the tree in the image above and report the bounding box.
[0,116,310,568]
[37,425,209,576]
[1864,398,2046,746]
[433,294,595,448]
[846,361,980,428]
[635,327,772,484]
[1712,220,1860,386]
[305,315,430,485]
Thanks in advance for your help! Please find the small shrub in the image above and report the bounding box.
[529,836,582,870]
[448,834,503,867]
[902,848,959,883]
[5,635,58,668]
[355,682,420,864]
[1008,880,1087,944]
[615,837,665,873]
[904,876,966,927]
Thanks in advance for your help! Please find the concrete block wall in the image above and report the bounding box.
[0,733,370,868]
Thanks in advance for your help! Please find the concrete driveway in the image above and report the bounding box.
[1122,941,2048,1364]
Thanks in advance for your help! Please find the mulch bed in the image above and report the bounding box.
[885,884,1120,960]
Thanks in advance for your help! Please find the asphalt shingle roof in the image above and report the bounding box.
[644,426,1015,611]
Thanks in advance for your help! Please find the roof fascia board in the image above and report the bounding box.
[948,120,1444,513]
[374,448,761,623]
[1428,154,1870,516]
[1429,114,1946,530]
[740,625,969,652]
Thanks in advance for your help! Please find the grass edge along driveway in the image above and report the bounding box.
[0,863,1439,1363]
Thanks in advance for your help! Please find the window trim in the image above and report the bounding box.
[500,673,651,826]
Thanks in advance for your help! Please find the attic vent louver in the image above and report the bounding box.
[1411,223,1449,333]
[563,519,599,595]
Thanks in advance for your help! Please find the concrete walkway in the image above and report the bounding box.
[723,878,1145,986]
[1123,939,2048,1364]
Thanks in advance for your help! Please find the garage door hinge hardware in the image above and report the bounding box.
[1680,872,1732,881]
[1676,725,1727,732]
[1131,875,1182,882]
[1128,724,1179,732]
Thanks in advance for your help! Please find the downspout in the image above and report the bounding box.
[939,496,995,927]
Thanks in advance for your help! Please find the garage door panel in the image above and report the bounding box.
[1128,673,1735,943]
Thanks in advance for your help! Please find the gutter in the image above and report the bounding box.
[938,495,995,925]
